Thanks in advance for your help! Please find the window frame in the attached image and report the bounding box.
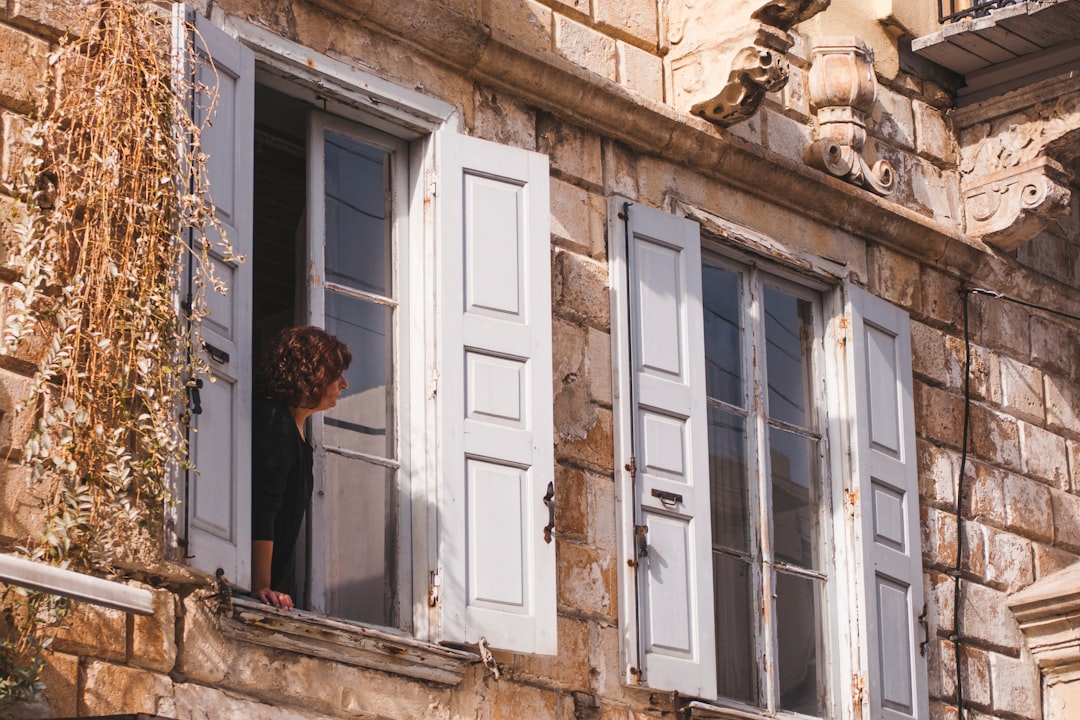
[700,249,839,717]
[610,197,926,720]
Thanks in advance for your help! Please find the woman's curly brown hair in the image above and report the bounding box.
[258,326,352,409]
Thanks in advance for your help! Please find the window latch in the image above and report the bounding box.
[635,525,649,557]
[543,481,555,544]
[187,378,204,415]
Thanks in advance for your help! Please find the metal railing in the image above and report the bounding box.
[939,0,1022,23]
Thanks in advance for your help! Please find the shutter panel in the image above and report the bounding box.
[847,284,928,720]
[437,132,556,654]
[612,198,716,698]
[183,14,254,589]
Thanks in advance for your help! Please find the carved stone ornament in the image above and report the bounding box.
[804,38,895,196]
[962,156,1071,251]
[671,0,829,128]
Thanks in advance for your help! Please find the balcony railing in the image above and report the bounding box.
[938,0,1021,23]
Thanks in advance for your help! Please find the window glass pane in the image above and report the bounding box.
[764,286,813,428]
[324,132,391,296]
[709,407,749,552]
[703,263,742,407]
[714,553,758,705]
[769,426,821,571]
[323,453,396,626]
[324,291,394,459]
[776,571,826,717]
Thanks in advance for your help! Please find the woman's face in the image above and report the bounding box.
[314,373,349,412]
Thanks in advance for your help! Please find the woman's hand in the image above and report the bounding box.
[252,586,294,609]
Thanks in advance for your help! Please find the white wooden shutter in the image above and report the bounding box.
[182,14,254,589]
[847,284,928,720]
[437,131,556,654]
[611,198,716,698]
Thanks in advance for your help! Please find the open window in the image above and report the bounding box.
[177,9,557,654]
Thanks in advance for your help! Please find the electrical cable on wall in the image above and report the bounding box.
[953,286,1080,720]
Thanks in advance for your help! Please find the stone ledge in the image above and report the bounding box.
[220,597,478,685]
[1009,560,1080,673]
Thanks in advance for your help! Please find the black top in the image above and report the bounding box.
[251,394,313,595]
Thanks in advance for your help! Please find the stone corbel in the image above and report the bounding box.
[670,0,829,127]
[963,157,1072,252]
[804,38,895,196]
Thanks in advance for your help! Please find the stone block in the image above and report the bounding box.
[176,592,229,684]
[486,0,553,56]
[930,700,961,720]
[781,63,810,119]
[38,650,78,717]
[911,325,947,389]
[958,643,992,708]
[512,615,591,689]
[616,40,662,102]
[553,317,587,388]
[1019,421,1068,489]
[989,646,1041,719]
[555,405,613,474]
[914,382,964,450]
[2,111,29,188]
[553,248,610,330]
[1071,439,1080,493]
[471,85,537,150]
[555,464,588,539]
[0,366,36,457]
[0,462,45,542]
[554,14,617,82]
[556,539,617,620]
[1016,231,1075,287]
[538,113,604,188]
[924,570,955,638]
[50,601,126,662]
[1034,542,1079,580]
[999,357,1044,423]
[762,108,813,166]
[911,162,960,225]
[725,112,762,145]
[485,676,573,720]
[869,244,921,314]
[131,585,177,673]
[969,405,1020,473]
[980,300,1030,361]
[927,637,955,701]
[871,86,915,150]
[959,581,1023,652]
[0,23,47,113]
[6,0,83,37]
[922,505,957,570]
[587,469,616,546]
[918,439,957,507]
[982,526,1033,592]
[80,661,175,717]
[920,266,963,333]
[1003,472,1053,544]
[913,99,955,164]
[173,682,349,719]
[968,462,1005,529]
[944,335,997,402]
[594,0,659,47]
[586,326,613,406]
[1045,376,1080,437]
[1031,315,1072,378]
[1051,488,1080,552]
[550,178,605,258]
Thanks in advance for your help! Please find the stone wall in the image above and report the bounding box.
[1,1,1078,719]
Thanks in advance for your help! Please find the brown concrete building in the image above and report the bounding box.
[2,0,1080,718]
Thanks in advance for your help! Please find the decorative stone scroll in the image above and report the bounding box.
[668,0,828,127]
[804,38,895,196]
[963,156,1071,251]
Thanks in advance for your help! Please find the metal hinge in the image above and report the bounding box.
[428,570,441,607]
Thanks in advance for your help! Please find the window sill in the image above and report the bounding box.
[220,597,479,685]
[686,700,772,719]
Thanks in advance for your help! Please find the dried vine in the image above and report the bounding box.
[0,1,231,701]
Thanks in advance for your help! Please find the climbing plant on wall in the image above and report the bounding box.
[0,0,232,701]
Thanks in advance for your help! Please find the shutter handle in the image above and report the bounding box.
[188,378,204,415]
[542,481,555,544]
[651,488,683,507]
[204,342,230,364]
